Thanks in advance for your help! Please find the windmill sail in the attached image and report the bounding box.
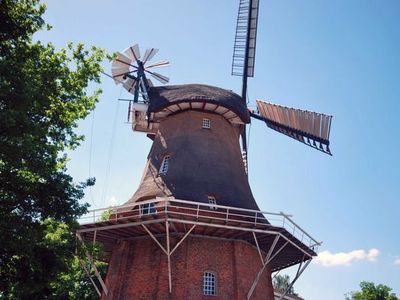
[231,0,261,170]
[231,0,260,78]
[256,100,332,155]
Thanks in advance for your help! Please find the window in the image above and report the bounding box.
[202,118,211,129]
[140,202,156,216]
[159,155,170,175]
[203,271,216,296]
[208,196,217,210]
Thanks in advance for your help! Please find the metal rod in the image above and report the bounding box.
[170,225,196,255]
[79,218,163,233]
[272,269,280,281]
[141,224,168,255]
[247,235,280,299]
[279,259,312,300]
[92,230,97,258]
[252,232,264,266]
[76,234,108,296]
[267,241,289,265]
[175,217,313,259]
[78,257,101,297]
[166,221,172,293]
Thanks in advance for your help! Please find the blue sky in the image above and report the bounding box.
[36,1,400,298]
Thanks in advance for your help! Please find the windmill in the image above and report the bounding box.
[111,44,170,103]
[77,1,331,299]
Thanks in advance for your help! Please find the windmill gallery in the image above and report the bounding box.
[76,0,333,299]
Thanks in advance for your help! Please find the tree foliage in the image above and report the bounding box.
[45,219,107,300]
[273,274,295,294]
[0,0,107,297]
[345,281,399,300]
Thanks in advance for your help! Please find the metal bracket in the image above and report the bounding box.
[278,255,311,300]
[141,222,196,294]
[247,235,292,300]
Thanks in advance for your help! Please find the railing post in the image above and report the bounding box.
[226,208,229,223]
[196,204,199,220]
[254,212,258,226]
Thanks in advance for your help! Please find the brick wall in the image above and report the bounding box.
[102,235,274,300]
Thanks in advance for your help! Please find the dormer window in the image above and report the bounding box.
[208,196,217,210]
[159,155,170,175]
[202,118,211,129]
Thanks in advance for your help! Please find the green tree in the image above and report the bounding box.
[273,274,295,295]
[0,0,106,297]
[345,281,399,300]
[44,219,107,300]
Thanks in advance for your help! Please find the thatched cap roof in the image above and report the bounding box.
[148,84,250,123]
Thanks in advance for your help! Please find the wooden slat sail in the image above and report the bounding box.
[256,100,332,155]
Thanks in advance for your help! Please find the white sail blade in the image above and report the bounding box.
[145,60,170,69]
[123,44,141,61]
[142,48,159,64]
[149,71,169,84]
[111,52,133,84]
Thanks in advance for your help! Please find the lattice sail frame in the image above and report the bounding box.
[232,0,260,77]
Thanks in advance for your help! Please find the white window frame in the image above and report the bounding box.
[159,155,170,175]
[202,118,211,129]
[203,271,217,296]
[140,202,156,216]
[208,196,217,210]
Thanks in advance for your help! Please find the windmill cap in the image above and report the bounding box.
[148,84,251,124]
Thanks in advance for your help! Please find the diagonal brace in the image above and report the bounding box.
[170,225,196,255]
[78,256,101,297]
[279,256,312,300]
[142,224,168,254]
[247,235,280,299]
[77,233,108,296]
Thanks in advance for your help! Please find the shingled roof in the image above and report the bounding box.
[148,84,251,123]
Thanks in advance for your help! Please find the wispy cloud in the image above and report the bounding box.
[315,248,379,267]
[394,258,400,266]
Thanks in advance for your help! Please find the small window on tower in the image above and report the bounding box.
[202,118,211,129]
[208,196,217,210]
[140,202,156,216]
[203,271,217,296]
[159,155,170,175]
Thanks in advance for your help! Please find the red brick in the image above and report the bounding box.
[102,236,274,300]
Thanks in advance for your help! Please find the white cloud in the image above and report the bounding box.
[315,248,379,267]
[394,258,400,266]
